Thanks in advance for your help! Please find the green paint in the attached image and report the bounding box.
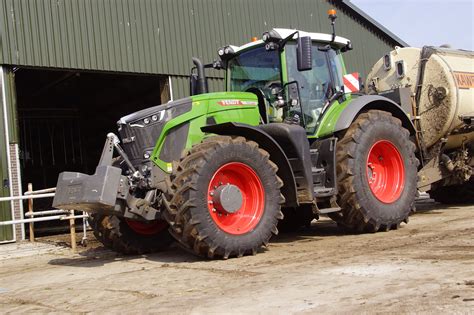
[312,95,353,138]
[150,92,260,173]
[280,50,288,83]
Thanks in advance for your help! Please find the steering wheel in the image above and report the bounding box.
[261,81,282,101]
[245,81,281,103]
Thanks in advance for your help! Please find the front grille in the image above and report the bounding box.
[116,98,192,167]
[118,121,165,166]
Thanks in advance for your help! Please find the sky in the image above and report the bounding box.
[351,0,474,50]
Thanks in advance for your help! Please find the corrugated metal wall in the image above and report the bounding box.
[0,0,397,99]
[171,76,224,100]
[0,67,14,242]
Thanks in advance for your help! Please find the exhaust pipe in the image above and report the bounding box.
[192,57,208,94]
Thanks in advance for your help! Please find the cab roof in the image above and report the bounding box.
[228,28,351,54]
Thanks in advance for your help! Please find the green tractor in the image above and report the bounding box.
[53,14,418,258]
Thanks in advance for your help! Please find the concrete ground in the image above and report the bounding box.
[0,200,473,314]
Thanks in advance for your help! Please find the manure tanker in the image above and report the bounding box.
[366,46,474,203]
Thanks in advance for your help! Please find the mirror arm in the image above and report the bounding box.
[278,31,299,51]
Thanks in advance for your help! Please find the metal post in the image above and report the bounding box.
[69,210,77,252]
[81,212,87,246]
[27,183,34,242]
[1,66,16,242]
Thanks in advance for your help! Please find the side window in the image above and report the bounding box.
[285,42,342,134]
[286,44,332,101]
[327,49,344,91]
[310,46,332,99]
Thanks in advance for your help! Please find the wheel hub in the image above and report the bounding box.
[366,140,405,203]
[211,184,243,214]
[207,162,265,235]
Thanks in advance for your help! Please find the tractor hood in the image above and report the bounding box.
[116,97,193,167]
[118,97,192,126]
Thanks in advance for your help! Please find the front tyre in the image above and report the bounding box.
[163,136,284,259]
[332,110,418,232]
[88,214,173,255]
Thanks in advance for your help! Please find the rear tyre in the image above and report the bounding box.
[278,205,315,232]
[333,110,418,232]
[163,136,284,259]
[88,214,173,255]
[429,179,474,204]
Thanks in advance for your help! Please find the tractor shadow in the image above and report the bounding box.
[47,242,202,268]
[47,200,460,267]
[272,217,346,244]
[412,198,466,214]
[273,199,458,243]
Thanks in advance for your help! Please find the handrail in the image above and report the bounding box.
[0,185,87,252]
[24,187,56,195]
[0,193,55,202]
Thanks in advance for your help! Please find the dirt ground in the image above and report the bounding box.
[0,200,473,314]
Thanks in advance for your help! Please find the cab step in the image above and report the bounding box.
[318,207,341,214]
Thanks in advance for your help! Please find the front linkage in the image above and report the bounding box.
[54,133,162,222]
[54,131,176,255]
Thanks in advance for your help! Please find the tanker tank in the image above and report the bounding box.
[366,46,473,150]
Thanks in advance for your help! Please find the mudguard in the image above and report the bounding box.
[334,95,416,135]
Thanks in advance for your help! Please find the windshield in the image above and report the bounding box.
[228,46,281,92]
[286,43,344,134]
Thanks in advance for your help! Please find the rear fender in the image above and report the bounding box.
[334,95,416,135]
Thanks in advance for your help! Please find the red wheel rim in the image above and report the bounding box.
[366,140,405,203]
[125,219,168,235]
[207,162,265,235]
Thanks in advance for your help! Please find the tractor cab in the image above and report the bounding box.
[220,28,352,135]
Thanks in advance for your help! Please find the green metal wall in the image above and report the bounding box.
[0,0,397,94]
[0,68,14,242]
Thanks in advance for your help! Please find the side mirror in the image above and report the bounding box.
[297,36,312,71]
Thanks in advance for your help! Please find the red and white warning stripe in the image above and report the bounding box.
[343,72,360,93]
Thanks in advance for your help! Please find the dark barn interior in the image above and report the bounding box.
[15,68,168,233]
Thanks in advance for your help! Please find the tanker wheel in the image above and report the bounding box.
[278,205,315,232]
[331,110,418,232]
[163,136,284,259]
[88,214,173,255]
[429,179,474,204]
